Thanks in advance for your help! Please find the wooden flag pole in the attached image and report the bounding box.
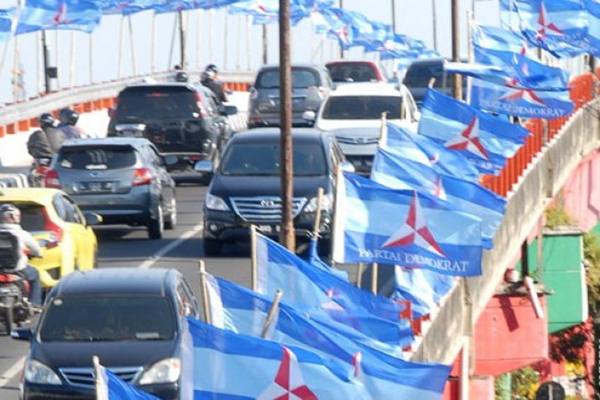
[378,112,388,146]
[356,263,364,288]
[312,187,324,238]
[261,290,283,338]
[199,260,212,324]
[250,225,258,291]
[92,355,106,400]
[370,263,379,294]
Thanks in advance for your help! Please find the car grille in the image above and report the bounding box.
[230,197,307,222]
[59,366,142,388]
[335,136,379,145]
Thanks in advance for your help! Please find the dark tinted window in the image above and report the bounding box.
[327,63,378,83]
[256,68,321,89]
[58,146,137,170]
[0,202,45,231]
[220,142,327,176]
[116,86,199,120]
[403,62,460,91]
[40,296,176,341]
[322,96,403,120]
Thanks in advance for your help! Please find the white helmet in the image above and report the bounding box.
[0,204,20,224]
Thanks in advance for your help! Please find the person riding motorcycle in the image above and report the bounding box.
[58,108,87,140]
[0,204,42,307]
[201,64,228,105]
[26,113,65,160]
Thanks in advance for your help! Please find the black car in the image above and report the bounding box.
[107,83,238,178]
[12,268,199,400]
[402,58,466,107]
[198,128,354,256]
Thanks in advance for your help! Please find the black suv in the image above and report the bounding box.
[402,58,466,107]
[198,128,353,256]
[13,268,199,400]
[108,83,238,178]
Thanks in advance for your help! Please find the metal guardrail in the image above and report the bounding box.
[411,98,600,365]
[0,70,255,128]
[0,173,29,188]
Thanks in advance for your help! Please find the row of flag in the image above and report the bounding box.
[0,0,439,65]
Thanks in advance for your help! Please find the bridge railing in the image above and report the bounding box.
[0,70,254,138]
[413,73,600,365]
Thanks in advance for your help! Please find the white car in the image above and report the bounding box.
[306,83,419,174]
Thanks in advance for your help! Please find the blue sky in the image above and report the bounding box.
[0,0,501,104]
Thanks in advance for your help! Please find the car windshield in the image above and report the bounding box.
[57,146,137,170]
[39,296,176,342]
[403,63,456,89]
[256,68,321,89]
[220,142,327,176]
[327,63,379,83]
[116,87,199,121]
[0,202,45,231]
[321,96,403,120]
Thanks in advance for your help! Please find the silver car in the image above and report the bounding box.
[44,138,177,240]
[247,64,333,128]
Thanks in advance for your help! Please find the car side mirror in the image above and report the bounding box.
[302,110,316,123]
[11,328,33,341]
[162,155,178,166]
[84,212,103,226]
[194,160,213,174]
[220,105,238,116]
[340,161,355,173]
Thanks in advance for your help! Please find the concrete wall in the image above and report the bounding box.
[562,149,600,232]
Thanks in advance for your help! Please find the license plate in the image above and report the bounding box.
[257,225,280,234]
[79,182,114,192]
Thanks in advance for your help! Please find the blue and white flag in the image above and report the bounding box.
[256,233,413,344]
[100,0,165,15]
[371,146,506,248]
[187,318,369,399]
[303,237,349,282]
[500,0,588,58]
[0,8,16,42]
[470,77,574,118]
[17,0,102,34]
[392,266,456,317]
[333,172,483,276]
[385,123,480,181]
[419,89,529,174]
[95,364,159,399]
[206,277,451,399]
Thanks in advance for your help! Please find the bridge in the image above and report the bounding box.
[0,20,599,400]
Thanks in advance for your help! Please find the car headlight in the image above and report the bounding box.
[24,360,61,385]
[138,358,181,385]
[205,193,230,211]
[304,194,333,213]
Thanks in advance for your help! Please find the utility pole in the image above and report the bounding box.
[262,25,268,64]
[279,0,295,251]
[432,0,438,51]
[178,10,186,68]
[390,0,396,33]
[339,0,344,59]
[451,0,462,100]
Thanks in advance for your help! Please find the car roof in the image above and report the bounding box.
[0,188,61,205]
[258,63,324,71]
[232,128,328,143]
[52,268,181,297]
[60,137,151,149]
[121,82,196,90]
[329,82,402,96]
[326,60,380,66]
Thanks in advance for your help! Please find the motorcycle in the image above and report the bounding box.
[28,157,52,188]
[0,232,34,335]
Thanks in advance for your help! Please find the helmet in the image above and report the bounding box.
[175,71,189,83]
[38,113,56,128]
[59,108,79,126]
[205,64,218,74]
[0,204,21,224]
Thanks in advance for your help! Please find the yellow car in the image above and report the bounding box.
[0,188,100,288]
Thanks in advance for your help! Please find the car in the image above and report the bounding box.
[247,64,333,128]
[197,128,353,256]
[325,60,387,84]
[44,138,177,240]
[12,268,200,400]
[107,82,238,179]
[0,188,99,289]
[402,57,466,107]
[308,82,419,174]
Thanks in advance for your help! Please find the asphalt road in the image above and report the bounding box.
[0,184,254,399]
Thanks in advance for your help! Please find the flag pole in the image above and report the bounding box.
[356,263,364,288]
[127,14,137,76]
[199,260,212,324]
[168,13,178,70]
[92,355,106,400]
[330,164,341,266]
[261,290,283,338]
[250,225,258,291]
[370,263,378,294]
[117,15,124,78]
[378,112,388,146]
[312,187,324,238]
[69,31,75,88]
[151,12,156,73]
[466,10,474,105]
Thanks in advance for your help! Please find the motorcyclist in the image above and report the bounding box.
[58,108,87,140]
[201,64,228,105]
[175,71,189,83]
[0,204,42,307]
[26,113,65,160]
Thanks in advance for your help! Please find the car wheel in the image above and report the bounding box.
[165,198,177,230]
[203,239,222,257]
[147,205,164,240]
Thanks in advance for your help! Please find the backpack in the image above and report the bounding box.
[0,231,20,270]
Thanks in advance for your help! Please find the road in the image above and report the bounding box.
[0,184,253,399]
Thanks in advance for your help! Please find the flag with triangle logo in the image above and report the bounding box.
[17,0,102,34]
[333,172,483,276]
